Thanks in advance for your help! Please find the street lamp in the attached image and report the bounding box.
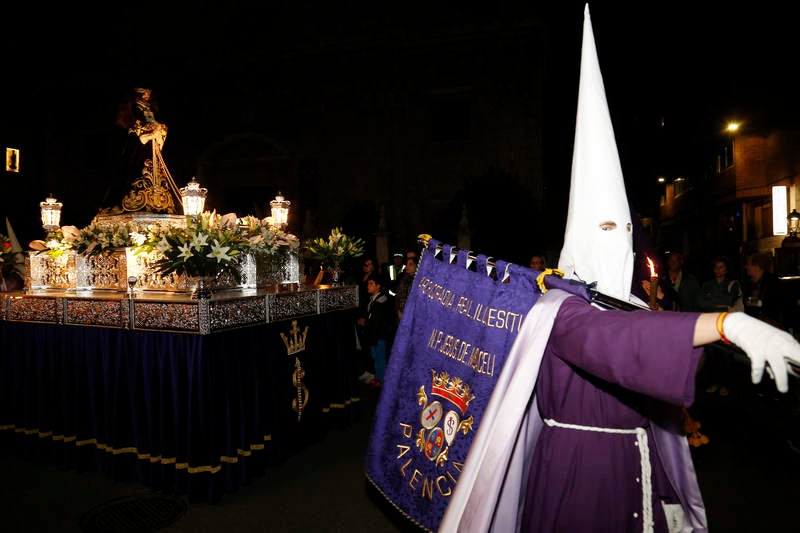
[180,177,207,218]
[270,192,290,229]
[39,194,62,233]
[788,209,800,238]
[778,208,800,278]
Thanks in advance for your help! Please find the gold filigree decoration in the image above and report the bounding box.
[291,357,309,422]
[281,320,309,356]
[121,131,182,214]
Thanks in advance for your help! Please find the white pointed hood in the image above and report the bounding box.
[557,4,633,301]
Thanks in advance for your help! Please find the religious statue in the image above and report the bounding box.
[100,87,182,214]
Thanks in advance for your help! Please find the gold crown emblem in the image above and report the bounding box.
[281,320,309,356]
[430,370,475,415]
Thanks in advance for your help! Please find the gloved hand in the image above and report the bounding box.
[722,312,800,393]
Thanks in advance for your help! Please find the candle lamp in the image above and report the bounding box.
[40,194,63,233]
[180,177,207,218]
[789,209,800,237]
[646,257,659,310]
[270,192,291,230]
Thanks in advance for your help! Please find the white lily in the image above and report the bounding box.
[207,240,233,263]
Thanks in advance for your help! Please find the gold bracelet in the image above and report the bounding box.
[716,311,730,344]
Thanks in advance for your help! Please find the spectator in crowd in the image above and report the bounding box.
[697,255,742,313]
[697,255,743,396]
[529,254,547,271]
[631,214,673,311]
[388,252,405,294]
[357,257,378,384]
[395,249,419,325]
[743,252,783,327]
[362,271,394,388]
[742,252,800,453]
[667,251,700,311]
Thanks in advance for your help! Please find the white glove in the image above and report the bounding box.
[722,312,800,393]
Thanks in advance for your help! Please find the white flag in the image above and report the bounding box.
[5,216,25,276]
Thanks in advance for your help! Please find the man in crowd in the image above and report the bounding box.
[394,249,418,325]
[743,252,783,327]
[667,251,700,311]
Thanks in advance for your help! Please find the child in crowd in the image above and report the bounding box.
[361,272,394,388]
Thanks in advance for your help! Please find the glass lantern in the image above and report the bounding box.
[40,194,62,233]
[180,178,207,217]
[270,192,291,229]
[788,209,800,237]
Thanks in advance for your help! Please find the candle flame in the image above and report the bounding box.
[646,257,657,278]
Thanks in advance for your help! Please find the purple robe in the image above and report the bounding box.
[440,290,708,532]
[522,295,705,532]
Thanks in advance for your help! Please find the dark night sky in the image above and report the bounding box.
[7,3,794,148]
[544,3,799,218]
[2,2,797,244]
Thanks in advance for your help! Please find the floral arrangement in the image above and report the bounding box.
[131,211,249,282]
[25,212,363,290]
[304,227,365,266]
[69,221,137,256]
[238,215,300,256]
[29,227,77,257]
[25,210,303,288]
[30,222,137,258]
[0,232,23,277]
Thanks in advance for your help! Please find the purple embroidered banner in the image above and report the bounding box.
[365,239,546,531]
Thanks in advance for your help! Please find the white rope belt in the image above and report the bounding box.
[544,418,654,533]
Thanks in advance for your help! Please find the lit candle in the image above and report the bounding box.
[646,257,658,310]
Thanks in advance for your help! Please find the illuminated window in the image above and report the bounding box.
[5,147,19,173]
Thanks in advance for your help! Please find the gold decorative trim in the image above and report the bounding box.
[0,424,276,475]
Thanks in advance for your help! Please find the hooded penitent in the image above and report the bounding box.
[557,3,634,301]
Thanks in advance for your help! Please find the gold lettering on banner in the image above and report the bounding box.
[400,423,414,438]
[435,475,453,497]
[409,469,423,490]
[422,477,436,499]
[428,329,444,351]
[418,277,524,334]
[416,277,456,308]
[399,457,412,477]
[427,328,495,376]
